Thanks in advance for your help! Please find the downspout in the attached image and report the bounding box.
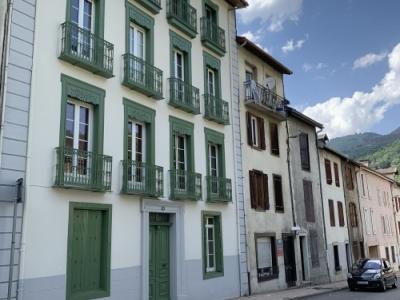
[354,168,365,258]
[285,119,297,229]
[0,0,13,142]
[316,135,332,283]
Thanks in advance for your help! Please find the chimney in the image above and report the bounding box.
[359,160,369,167]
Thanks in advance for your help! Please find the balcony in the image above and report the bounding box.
[169,170,202,200]
[168,78,200,114]
[136,0,162,14]
[244,80,289,121]
[123,53,163,100]
[200,17,226,56]
[204,94,229,125]
[59,22,114,78]
[54,147,112,192]
[167,0,197,38]
[121,160,163,197]
[206,176,232,203]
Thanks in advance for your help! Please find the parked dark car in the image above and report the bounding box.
[347,258,397,291]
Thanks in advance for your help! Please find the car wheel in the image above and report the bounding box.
[349,285,355,291]
[392,277,398,289]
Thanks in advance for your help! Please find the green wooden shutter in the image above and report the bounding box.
[215,216,223,273]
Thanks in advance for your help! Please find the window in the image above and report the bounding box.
[382,216,387,234]
[338,201,345,227]
[64,100,93,176]
[269,123,279,156]
[361,174,366,196]
[273,175,284,212]
[127,120,146,184]
[249,170,269,211]
[255,235,278,281]
[66,202,112,300]
[369,209,375,234]
[392,246,396,263]
[70,0,95,57]
[303,180,315,222]
[202,212,223,279]
[245,70,253,82]
[203,52,221,97]
[207,68,216,95]
[333,245,341,271]
[386,247,390,261]
[328,200,335,226]
[364,208,370,234]
[324,159,332,185]
[349,202,358,227]
[246,112,265,150]
[345,165,354,190]
[333,162,340,187]
[310,230,320,267]
[299,133,310,171]
[173,134,187,190]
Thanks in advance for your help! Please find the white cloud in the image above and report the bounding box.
[238,0,303,32]
[303,43,400,138]
[240,30,271,53]
[302,62,327,72]
[316,62,327,70]
[353,51,387,70]
[282,39,305,53]
[302,63,313,72]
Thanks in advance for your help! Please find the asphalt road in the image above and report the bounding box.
[304,287,400,300]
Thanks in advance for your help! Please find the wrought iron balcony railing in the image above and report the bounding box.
[169,78,200,114]
[200,17,226,55]
[206,176,232,203]
[59,22,114,78]
[122,160,163,197]
[167,0,197,38]
[204,94,229,125]
[169,169,202,200]
[123,53,163,100]
[136,0,162,14]
[54,147,112,191]
[244,80,289,114]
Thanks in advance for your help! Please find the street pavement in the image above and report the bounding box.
[303,287,400,300]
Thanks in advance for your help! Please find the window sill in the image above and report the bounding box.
[203,271,224,280]
[258,273,279,282]
[275,209,285,213]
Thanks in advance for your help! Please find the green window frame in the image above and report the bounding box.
[169,116,195,171]
[135,0,162,14]
[204,128,225,177]
[66,202,112,300]
[202,211,224,279]
[203,51,221,97]
[123,98,156,164]
[65,0,105,38]
[125,2,155,64]
[59,74,105,154]
[170,31,192,84]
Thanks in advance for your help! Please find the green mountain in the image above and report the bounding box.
[359,140,400,170]
[328,127,400,159]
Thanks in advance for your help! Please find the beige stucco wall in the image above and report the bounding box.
[358,167,398,270]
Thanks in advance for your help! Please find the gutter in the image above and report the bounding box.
[0,0,13,140]
[316,130,332,283]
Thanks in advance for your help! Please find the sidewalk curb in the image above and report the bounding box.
[286,286,348,300]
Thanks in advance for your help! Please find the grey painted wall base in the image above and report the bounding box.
[20,256,240,300]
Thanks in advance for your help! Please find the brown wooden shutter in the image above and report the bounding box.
[258,117,266,150]
[334,162,340,187]
[249,170,257,209]
[246,112,253,146]
[262,173,269,210]
[273,175,284,212]
[299,134,310,170]
[303,180,315,222]
[349,203,358,227]
[328,199,335,226]
[325,159,332,184]
[270,123,279,155]
[338,201,345,227]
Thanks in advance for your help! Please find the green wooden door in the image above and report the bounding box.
[149,213,170,300]
[71,209,103,295]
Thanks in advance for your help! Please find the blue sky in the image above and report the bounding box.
[237,0,400,138]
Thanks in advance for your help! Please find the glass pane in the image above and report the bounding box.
[208,255,214,268]
[79,140,88,151]
[256,237,272,269]
[65,137,74,149]
[207,217,214,225]
[71,0,79,24]
[83,0,92,31]
[79,106,89,124]
[208,241,214,253]
[66,120,74,139]
[67,103,75,120]
[207,227,213,238]
[79,124,89,140]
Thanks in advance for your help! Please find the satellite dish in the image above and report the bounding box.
[265,77,276,90]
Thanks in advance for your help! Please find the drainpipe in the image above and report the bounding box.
[316,132,332,283]
[0,0,13,140]
[354,168,366,258]
[285,120,297,229]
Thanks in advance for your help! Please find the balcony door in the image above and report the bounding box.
[64,100,93,178]
[173,49,185,102]
[173,134,187,191]
[208,144,219,194]
[129,23,146,84]
[71,0,95,57]
[207,68,216,96]
[127,120,146,189]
